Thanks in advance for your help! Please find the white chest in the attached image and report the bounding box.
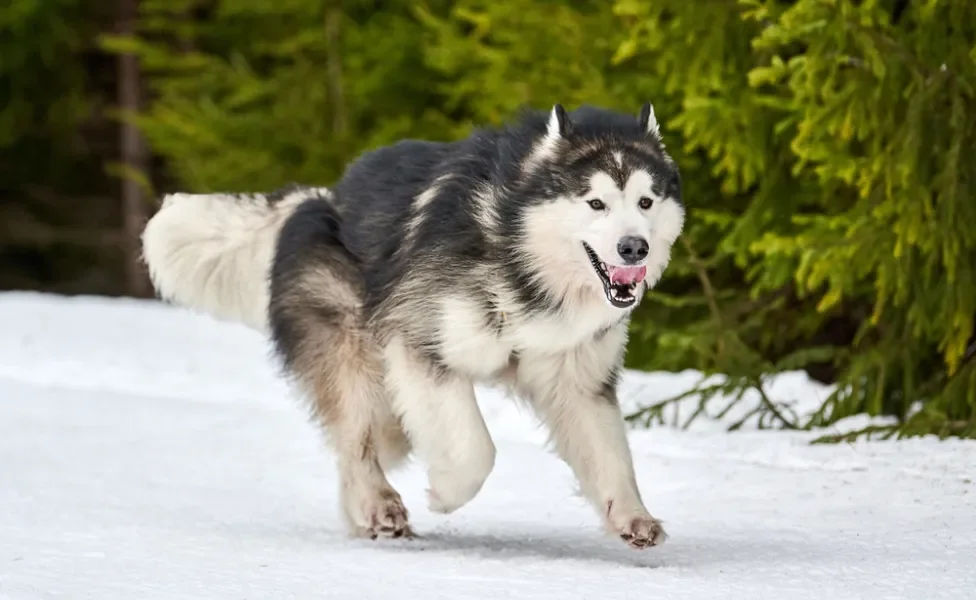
[435,295,626,381]
[508,301,622,354]
[436,297,513,379]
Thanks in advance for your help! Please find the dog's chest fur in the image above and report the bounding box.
[435,295,626,380]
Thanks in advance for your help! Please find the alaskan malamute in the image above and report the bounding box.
[142,103,686,549]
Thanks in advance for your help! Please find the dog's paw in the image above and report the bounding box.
[426,470,477,514]
[345,489,412,540]
[606,501,668,550]
[425,461,492,514]
[367,494,412,539]
[617,515,667,549]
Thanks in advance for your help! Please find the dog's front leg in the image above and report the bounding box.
[518,348,667,550]
[383,336,496,514]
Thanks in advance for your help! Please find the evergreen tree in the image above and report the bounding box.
[0,0,130,293]
[98,0,975,439]
[100,0,464,193]
[615,0,976,439]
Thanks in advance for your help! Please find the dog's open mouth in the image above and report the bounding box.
[582,242,647,308]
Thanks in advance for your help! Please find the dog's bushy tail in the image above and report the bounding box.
[141,186,331,333]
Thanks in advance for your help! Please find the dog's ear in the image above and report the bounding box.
[638,103,660,138]
[545,104,571,142]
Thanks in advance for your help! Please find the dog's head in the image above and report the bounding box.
[515,103,686,310]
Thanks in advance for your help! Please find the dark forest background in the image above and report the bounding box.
[2,0,974,439]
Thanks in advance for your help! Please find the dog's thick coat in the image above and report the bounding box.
[142,104,686,548]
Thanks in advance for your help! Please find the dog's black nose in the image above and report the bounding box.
[617,236,649,264]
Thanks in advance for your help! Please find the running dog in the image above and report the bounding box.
[141,103,686,549]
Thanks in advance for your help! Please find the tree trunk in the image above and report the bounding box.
[117,0,151,297]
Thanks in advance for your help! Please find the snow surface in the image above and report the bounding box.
[1,292,973,599]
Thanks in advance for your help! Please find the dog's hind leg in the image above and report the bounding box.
[270,201,411,539]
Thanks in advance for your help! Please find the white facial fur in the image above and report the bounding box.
[519,168,685,309]
[581,171,653,265]
[577,170,684,284]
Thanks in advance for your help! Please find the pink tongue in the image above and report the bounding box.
[608,265,647,285]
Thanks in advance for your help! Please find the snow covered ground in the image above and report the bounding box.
[1,292,973,599]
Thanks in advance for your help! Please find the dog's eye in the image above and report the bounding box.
[587,199,606,211]
[638,196,654,210]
